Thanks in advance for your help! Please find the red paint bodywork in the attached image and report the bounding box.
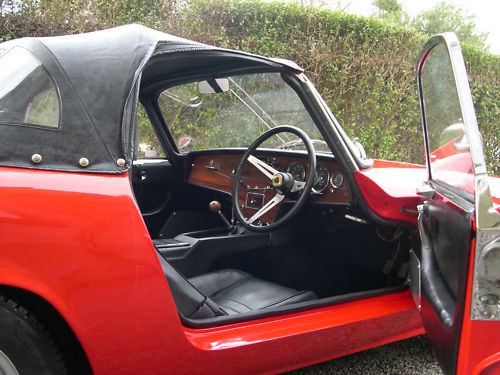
[0,166,424,374]
[1,160,498,374]
[456,238,500,375]
[354,160,426,225]
[488,175,500,213]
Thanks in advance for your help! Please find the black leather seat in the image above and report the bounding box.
[157,254,317,319]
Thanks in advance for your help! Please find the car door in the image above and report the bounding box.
[411,32,500,375]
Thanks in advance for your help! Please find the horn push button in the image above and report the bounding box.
[272,172,294,195]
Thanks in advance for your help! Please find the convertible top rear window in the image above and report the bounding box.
[0,47,60,128]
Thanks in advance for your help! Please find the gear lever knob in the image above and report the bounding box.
[209,201,232,228]
[209,200,221,213]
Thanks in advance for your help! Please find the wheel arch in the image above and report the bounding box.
[0,285,93,375]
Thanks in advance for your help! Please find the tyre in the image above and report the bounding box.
[0,296,67,375]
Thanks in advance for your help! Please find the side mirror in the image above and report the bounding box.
[178,136,195,152]
[440,122,469,152]
[353,137,367,159]
[198,78,230,94]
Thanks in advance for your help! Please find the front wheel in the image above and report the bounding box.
[0,296,67,375]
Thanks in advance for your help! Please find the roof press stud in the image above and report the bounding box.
[79,158,89,167]
[116,158,126,167]
[31,154,42,164]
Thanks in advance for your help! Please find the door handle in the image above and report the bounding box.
[417,203,429,216]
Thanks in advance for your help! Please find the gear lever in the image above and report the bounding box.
[209,201,233,229]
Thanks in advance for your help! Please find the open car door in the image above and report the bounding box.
[412,33,500,375]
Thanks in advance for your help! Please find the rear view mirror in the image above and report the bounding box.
[198,78,230,94]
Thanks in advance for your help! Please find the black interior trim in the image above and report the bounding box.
[132,159,174,216]
[418,212,455,328]
[430,179,475,206]
[151,207,412,327]
[179,282,408,328]
[186,147,336,162]
[135,54,420,331]
[418,194,473,375]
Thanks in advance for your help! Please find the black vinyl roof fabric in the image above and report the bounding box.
[0,24,301,173]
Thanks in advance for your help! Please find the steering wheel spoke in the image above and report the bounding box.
[247,193,284,224]
[232,126,316,232]
[291,180,305,192]
[247,155,279,180]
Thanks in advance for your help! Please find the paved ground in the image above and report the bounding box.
[287,335,443,375]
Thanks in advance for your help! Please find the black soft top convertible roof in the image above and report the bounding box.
[0,24,301,173]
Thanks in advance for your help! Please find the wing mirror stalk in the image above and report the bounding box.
[417,184,436,200]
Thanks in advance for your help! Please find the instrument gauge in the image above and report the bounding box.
[287,162,305,181]
[330,171,344,189]
[312,164,329,193]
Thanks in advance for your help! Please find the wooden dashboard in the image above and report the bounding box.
[188,152,350,225]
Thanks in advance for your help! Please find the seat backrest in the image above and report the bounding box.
[156,252,221,319]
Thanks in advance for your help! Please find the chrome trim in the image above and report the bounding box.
[471,176,500,320]
[0,351,19,375]
[472,232,500,320]
[302,78,360,172]
[330,171,344,189]
[132,158,169,165]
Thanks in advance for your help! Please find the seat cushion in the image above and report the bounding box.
[189,269,317,315]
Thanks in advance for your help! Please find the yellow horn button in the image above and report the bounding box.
[272,175,282,186]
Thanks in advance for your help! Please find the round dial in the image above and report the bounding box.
[330,171,344,189]
[287,161,305,181]
[313,164,329,193]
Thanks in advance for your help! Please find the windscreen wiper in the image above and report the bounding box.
[278,138,329,151]
[228,78,290,147]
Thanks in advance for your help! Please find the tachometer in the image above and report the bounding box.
[287,161,305,181]
[313,164,329,193]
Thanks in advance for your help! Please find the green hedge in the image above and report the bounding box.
[1,0,498,174]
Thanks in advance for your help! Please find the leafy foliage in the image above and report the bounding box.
[372,0,409,26]
[0,0,498,174]
[412,1,488,51]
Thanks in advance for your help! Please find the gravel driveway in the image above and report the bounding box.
[287,335,443,375]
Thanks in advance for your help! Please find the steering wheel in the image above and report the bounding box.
[232,126,316,232]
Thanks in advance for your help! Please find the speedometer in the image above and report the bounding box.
[313,164,329,193]
[287,161,305,181]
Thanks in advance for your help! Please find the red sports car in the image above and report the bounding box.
[0,25,498,375]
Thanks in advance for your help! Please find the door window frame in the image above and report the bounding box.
[417,32,500,323]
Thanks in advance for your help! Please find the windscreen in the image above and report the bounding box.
[158,72,329,153]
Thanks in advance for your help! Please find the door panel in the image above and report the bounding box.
[418,191,473,373]
[132,158,234,238]
[132,159,177,236]
[424,197,472,301]
[415,32,500,374]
